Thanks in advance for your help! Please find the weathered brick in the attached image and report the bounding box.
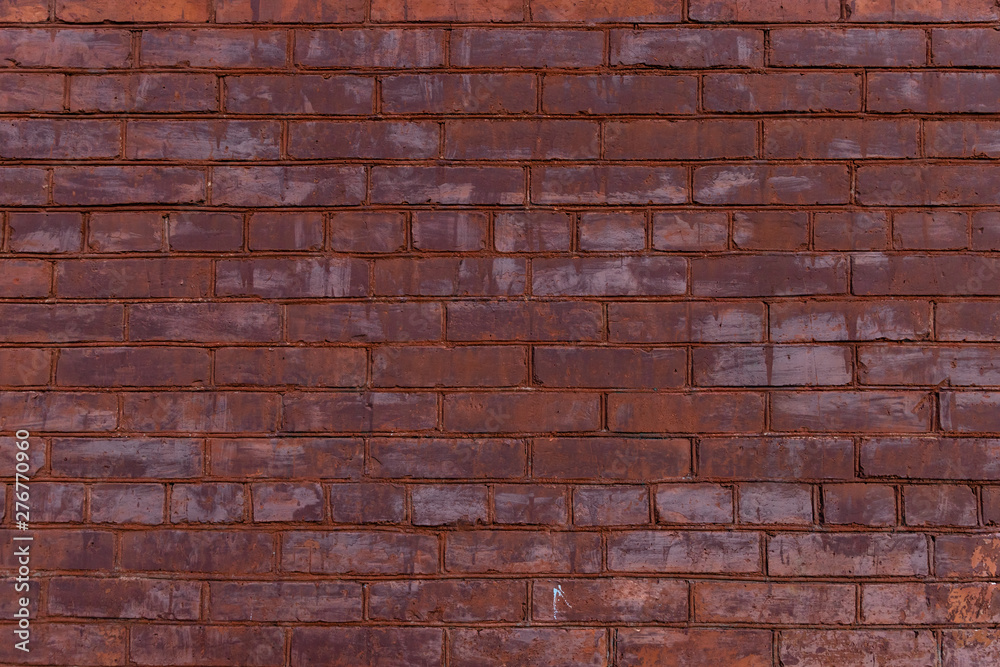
[938,302,1000,341]
[579,212,646,251]
[90,483,165,525]
[56,0,210,22]
[51,438,203,479]
[870,72,1000,113]
[612,28,763,68]
[452,29,603,67]
[283,391,437,432]
[0,304,123,342]
[533,257,686,296]
[700,437,855,480]
[739,483,813,525]
[768,533,928,576]
[772,391,931,433]
[494,484,568,524]
[864,583,1000,623]
[771,28,925,67]
[764,119,919,159]
[88,212,164,252]
[31,483,85,522]
[694,165,850,205]
[937,534,1000,577]
[535,437,690,481]
[122,530,273,573]
[535,347,685,389]
[374,345,526,388]
[291,628,442,667]
[129,303,281,342]
[411,484,489,525]
[57,347,210,387]
[611,301,765,343]
[695,345,852,386]
[693,255,848,297]
[732,211,809,250]
[122,392,280,433]
[288,302,442,343]
[0,392,117,432]
[815,211,890,251]
[690,0,840,21]
[705,73,861,112]
[448,301,602,341]
[780,630,936,666]
[170,483,245,523]
[295,29,445,67]
[444,391,600,433]
[494,212,572,252]
[543,74,698,114]
[655,483,732,524]
[48,577,200,620]
[282,531,438,574]
[9,212,82,253]
[412,211,488,252]
[225,74,372,114]
[847,0,999,21]
[373,166,525,205]
[770,299,931,342]
[383,73,535,114]
[532,0,682,22]
[0,623,125,666]
[216,258,369,298]
[369,438,525,479]
[141,29,286,68]
[860,344,1000,386]
[446,531,601,573]
[617,628,771,667]
[695,582,854,624]
[451,629,606,666]
[375,257,525,296]
[210,438,361,479]
[329,483,404,522]
[862,437,1000,480]
[446,119,599,160]
[216,347,366,387]
[370,579,524,622]
[533,578,687,622]
[54,166,205,205]
[904,484,977,527]
[372,0,523,21]
[574,485,649,526]
[213,166,365,206]
[606,119,755,160]
[532,166,687,204]
[823,484,896,526]
[127,120,280,160]
[609,531,761,573]
[249,211,323,251]
[928,121,1000,159]
[291,121,438,160]
[941,392,1000,433]
[215,0,365,23]
[211,581,360,622]
[70,74,216,112]
[252,482,324,522]
[130,625,285,666]
[0,119,120,160]
[56,259,211,298]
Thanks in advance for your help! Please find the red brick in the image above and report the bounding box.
[31,482,85,522]
[892,211,969,250]
[412,211,487,252]
[291,121,438,160]
[535,347,684,389]
[56,259,211,298]
[211,581,360,621]
[122,530,273,573]
[854,254,1000,295]
[535,437,690,481]
[611,392,764,434]
[695,582,854,624]
[329,483,405,523]
[122,392,280,433]
[411,484,489,525]
[130,625,284,666]
[535,578,685,622]
[494,484,568,524]
[652,212,727,251]
[579,212,645,251]
[768,533,928,576]
[694,255,847,297]
[731,211,808,251]
[0,0,47,21]
[860,344,1000,386]
[373,166,525,205]
[382,73,535,114]
[292,628,442,667]
[88,212,164,252]
[170,483,245,523]
[373,0,522,21]
[446,119,598,160]
[129,303,281,342]
[772,391,931,433]
[0,168,49,205]
[0,391,117,432]
[0,260,50,298]
[771,28,925,66]
[288,302,442,343]
[611,301,764,343]
[444,391,600,433]
[446,531,601,573]
[224,74,372,114]
[282,531,438,574]
[705,73,861,112]
[210,438,361,479]
[216,258,369,298]
[283,391,437,432]
[0,119,120,160]
[213,166,365,206]
[448,301,602,341]
[252,482,324,522]
[606,119,756,160]
[937,534,1000,577]
[249,211,323,251]
[494,211,572,252]
[987,488,1000,525]
[690,0,840,21]
[782,630,935,666]
[0,623,125,666]
[51,438,203,479]
[128,120,280,160]
[942,392,1000,433]
[864,583,1000,623]
[57,347,210,387]
[770,299,931,342]
[376,257,524,297]
[0,348,49,386]
[764,119,919,159]
[533,166,686,204]
[938,302,1000,341]
[90,483,164,525]
[216,347,365,387]
[54,166,205,206]
[0,529,113,571]
[370,579,524,622]
[617,628,771,667]
[609,530,761,573]
[0,73,62,112]
[543,74,697,114]
[369,438,525,479]
[374,345,526,388]
[823,484,896,526]
[815,211,890,250]
[695,165,849,205]
[295,29,445,68]
[70,74,216,112]
[141,29,285,67]
[861,437,1000,480]
[847,0,999,21]
[574,485,649,526]
[454,29,602,68]
[9,212,82,254]
[533,0,682,21]
[700,437,855,480]
[905,484,977,527]
[739,483,813,525]
[48,577,200,620]
[0,304,123,342]
[56,0,210,21]
[533,257,685,296]
[695,345,851,387]
[869,72,1000,113]
[215,0,366,23]
[656,483,732,523]
[927,121,1000,158]
[451,628,606,667]
[612,27,763,67]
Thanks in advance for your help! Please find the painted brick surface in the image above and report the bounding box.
[3,1,998,664]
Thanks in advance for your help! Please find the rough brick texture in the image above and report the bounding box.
[4,1,999,665]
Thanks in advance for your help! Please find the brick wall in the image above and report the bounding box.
[4,0,1000,664]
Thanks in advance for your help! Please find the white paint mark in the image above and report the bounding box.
[552,584,571,620]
